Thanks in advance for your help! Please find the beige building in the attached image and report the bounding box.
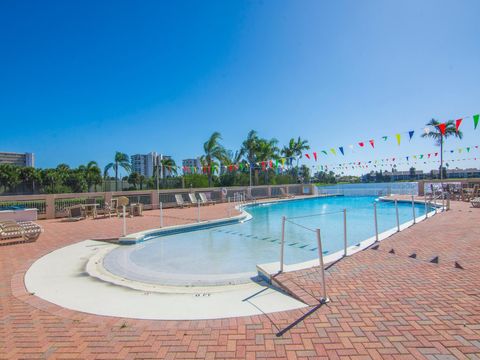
[0,152,35,167]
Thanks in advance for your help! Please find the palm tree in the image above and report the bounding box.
[0,164,20,194]
[293,137,310,167]
[256,138,279,184]
[203,132,226,187]
[241,130,260,187]
[18,166,40,194]
[82,161,102,192]
[421,119,463,180]
[154,158,178,187]
[128,172,141,189]
[104,152,131,191]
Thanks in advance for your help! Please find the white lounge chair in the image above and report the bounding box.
[188,193,200,206]
[0,220,42,242]
[175,194,189,208]
[199,193,215,205]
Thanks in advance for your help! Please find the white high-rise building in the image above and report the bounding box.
[0,152,35,167]
[131,152,173,178]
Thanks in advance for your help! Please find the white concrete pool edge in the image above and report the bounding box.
[24,240,306,320]
[256,196,444,278]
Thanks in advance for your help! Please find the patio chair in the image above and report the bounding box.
[279,187,294,198]
[471,197,480,208]
[66,205,85,221]
[175,194,188,208]
[83,198,98,218]
[102,199,118,218]
[199,192,215,205]
[188,193,201,206]
[0,220,42,241]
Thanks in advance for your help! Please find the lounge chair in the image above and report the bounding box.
[279,187,294,198]
[66,205,85,221]
[102,199,118,218]
[0,220,42,241]
[175,194,189,208]
[199,192,215,205]
[188,193,201,206]
[471,197,480,208]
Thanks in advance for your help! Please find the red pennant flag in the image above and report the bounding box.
[369,139,374,148]
[428,154,431,158]
[358,142,364,147]
[228,165,233,172]
[305,153,310,159]
[261,161,266,171]
[455,118,462,132]
[269,160,273,168]
[313,152,317,161]
[434,152,438,156]
[438,123,447,135]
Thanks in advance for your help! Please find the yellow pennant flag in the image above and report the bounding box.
[330,148,337,155]
[395,134,401,145]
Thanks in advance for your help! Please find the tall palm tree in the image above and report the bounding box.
[104,152,131,191]
[203,132,226,187]
[256,138,279,184]
[18,166,40,194]
[154,157,178,187]
[82,161,102,192]
[241,130,260,187]
[293,137,310,167]
[0,164,20,194]
[421,119,463,180]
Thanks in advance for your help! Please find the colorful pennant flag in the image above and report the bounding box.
[369,139,374,148]
[395,134,401,145]
[456,118,462,132]
[339,147,344,155]
[408,131,414,140]
[313,152,317,161]
[321,150,327,155]
[358,142,364,147]
[330,148,337,155]
[382,136,388,141]
[474,114,479,129]
[438,123,447,135]
[305,153,310,160]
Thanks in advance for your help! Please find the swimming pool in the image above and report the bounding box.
[103,196,432,286]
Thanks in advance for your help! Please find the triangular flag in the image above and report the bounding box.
[438,123,447,135]
[313,152,317,161]
[382,136,388,141]
[369,139,374,148]
[395,134,401,145]
[455,118,462,132]
[330,148,337,155]
[474,114,479,129]
[305,153,310,160]
[467,147,470,152]
[358,142,364,147]
[321,150,327,155]
[408,131,414,140]
[339,147,344,155]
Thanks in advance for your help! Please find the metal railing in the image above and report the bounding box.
[0,184,313,219]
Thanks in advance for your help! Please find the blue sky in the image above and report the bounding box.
[1,0,479,175]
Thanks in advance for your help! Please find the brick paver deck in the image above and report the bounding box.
[1,199,479,359]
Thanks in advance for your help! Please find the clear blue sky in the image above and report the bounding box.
[1,0,479,175]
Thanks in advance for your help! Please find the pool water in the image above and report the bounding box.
[104,196,431,285]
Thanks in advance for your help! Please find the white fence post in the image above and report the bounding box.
[374,202,379,242]
[197,200,200,223]
[424,196,428,219]
[343,209,347,257]
[160,201,163,228]
[122,205,126,236]
[280,216,286,273]
[395,199,400,232]
[411,195,416,224]
[316,228,329,303]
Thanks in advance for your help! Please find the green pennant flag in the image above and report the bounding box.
[467,147,471,152]
[382,136,388,141]
[419,154,424,159]
[321,150,328,155]
[474,114,479,129]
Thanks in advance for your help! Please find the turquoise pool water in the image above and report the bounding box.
[104,196,431,285]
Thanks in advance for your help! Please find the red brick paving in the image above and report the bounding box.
[1,199,480,359]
